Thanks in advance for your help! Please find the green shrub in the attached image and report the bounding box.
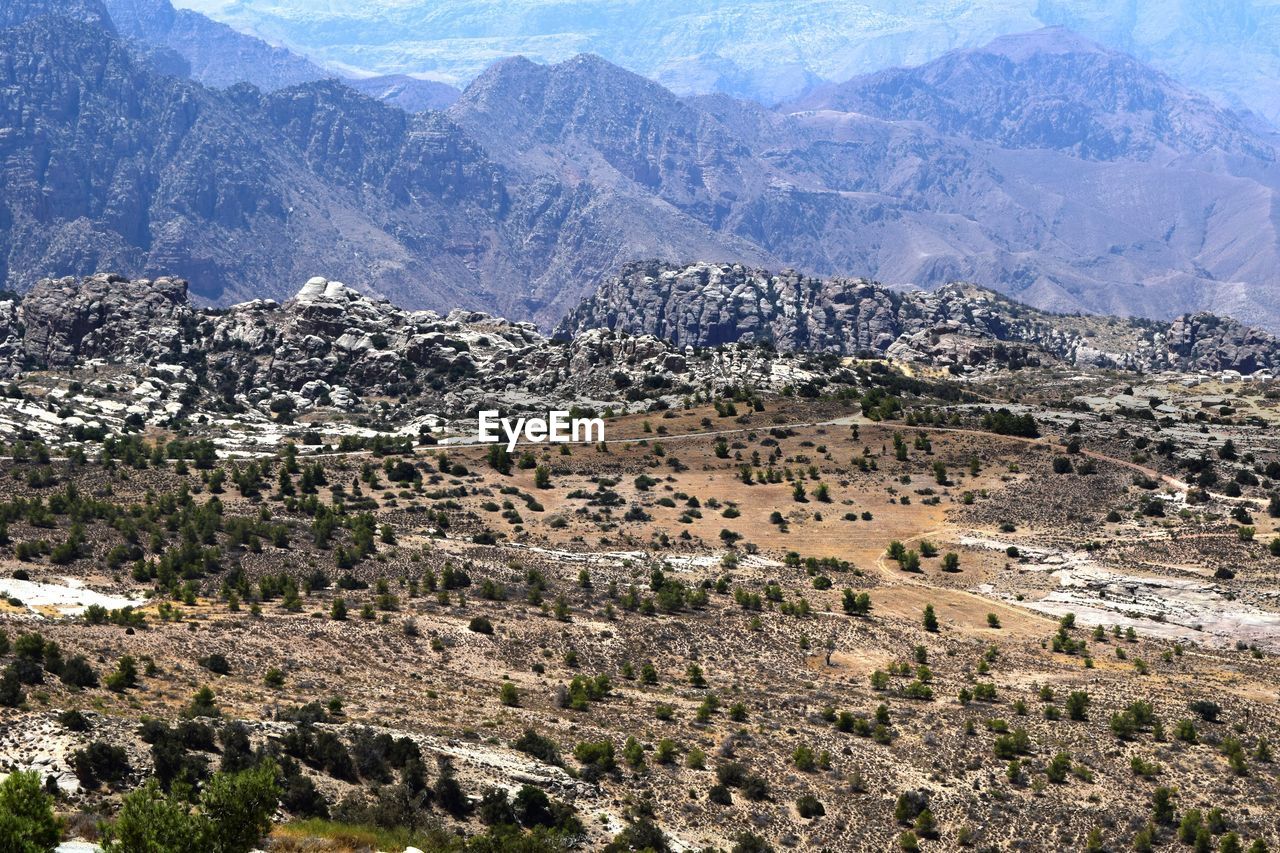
[0,770,60,852]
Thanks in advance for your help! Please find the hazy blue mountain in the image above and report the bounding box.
[790,28,1272,161]
[101,0,461,110]
[346,75,461,112]
[172,0,1280,126]
[170,0,1035,104]
[1034,0,1280,127]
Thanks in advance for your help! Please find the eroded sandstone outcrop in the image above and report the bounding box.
[559,262,1280,375]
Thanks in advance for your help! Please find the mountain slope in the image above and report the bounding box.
[0,12,511,311]
[103,0,330,90]
[790,28,1272,162]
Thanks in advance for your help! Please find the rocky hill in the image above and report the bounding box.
[559,262,1280,376]
[22,261,1265,432]
[0,274,831,431]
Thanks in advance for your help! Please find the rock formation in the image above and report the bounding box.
[559,262,1280,376]
[6,274,812,421]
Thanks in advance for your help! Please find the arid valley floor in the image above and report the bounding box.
[1,354,1279,852]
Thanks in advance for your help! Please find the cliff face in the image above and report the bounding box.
[559,262,1280,376]
[20,274,191,368]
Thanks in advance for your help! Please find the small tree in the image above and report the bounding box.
[187,686,220,718]
[623,736,645,769]
[105,655,139,692]
[792,746,816,772]
[1152,786,1177,826]
[1066,690,1090,721]
[922,604,939,632]
[0,770,60,852]
[0,665,24,707]
[1046,751,1071,783]
[914,808,938,838]
[196,760,280,851]
[796,794,825,819]
[104,761,280,853]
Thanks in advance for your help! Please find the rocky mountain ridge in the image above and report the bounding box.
[6,266,1278,442]
[559,262,1280,376]
[1,274,822,429]
[789,28,1273,162]
[102,0,327,91]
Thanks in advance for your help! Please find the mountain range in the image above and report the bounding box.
[3,0,1280,329]
[171,0,1280,128]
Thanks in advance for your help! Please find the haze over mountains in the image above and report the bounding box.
[174,0,1280,127]
[3,0,1280,329]
[101,0,461,108]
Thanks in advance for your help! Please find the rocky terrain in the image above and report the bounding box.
[0,268,1274,852]
[0,358,1278,851]
[6,3,1280,327]
[2,266,1278,458]
[0,273,844,452]
[561,262,1280,375]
